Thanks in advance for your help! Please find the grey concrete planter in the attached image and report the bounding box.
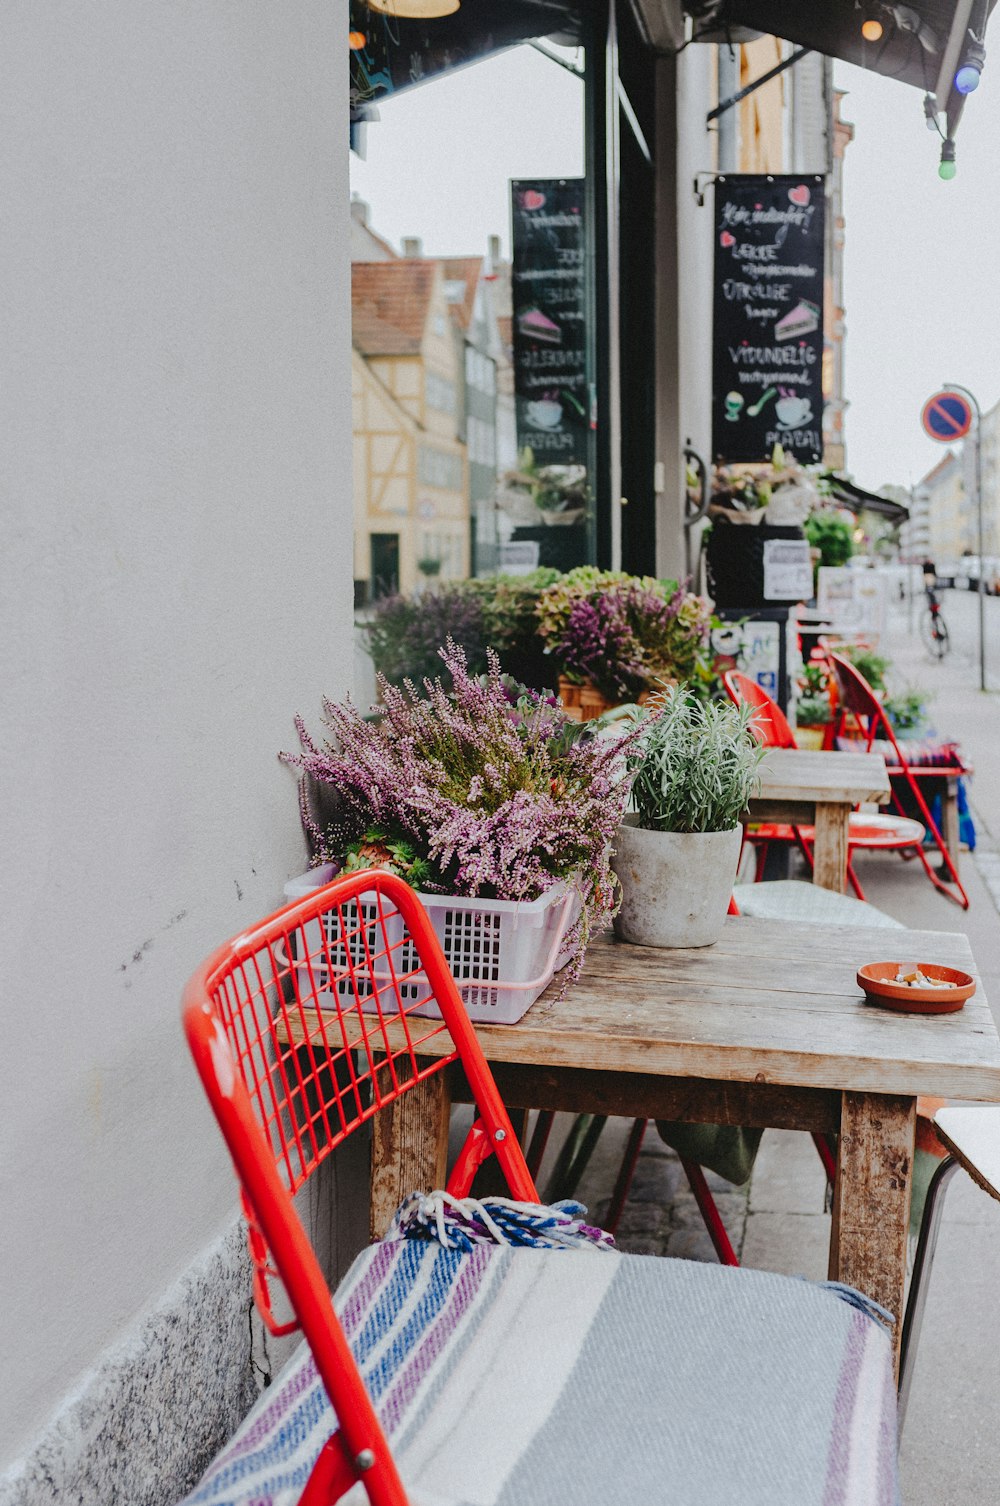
[611,816,742,948]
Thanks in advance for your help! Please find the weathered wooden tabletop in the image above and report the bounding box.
[747,747,892,891]
[356,916,1000,1371]
[464,919,1000,1102]
[753,747,891,809]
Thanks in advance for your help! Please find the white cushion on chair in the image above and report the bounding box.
[179,1241,898,1506]
[734,881,903,929]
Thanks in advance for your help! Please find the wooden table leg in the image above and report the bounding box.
[369,1071,451,1239]
[941,778,960,867]
[812,801,850,893]
[828,1091,916,1377]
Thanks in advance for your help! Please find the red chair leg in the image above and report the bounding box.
[812,1132,837,1187]
[846,859,866,900]
[754,841,769,882]
[678,1157,740,1266]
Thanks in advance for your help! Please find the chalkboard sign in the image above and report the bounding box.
[712,175,826,464]
[511,179,589,471]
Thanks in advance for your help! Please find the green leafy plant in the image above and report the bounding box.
[508,447,592,517]
[359,570,559,690]
[621,688,765,834]
[798,661,829,698]
[842,644,889,692]
[796,661,832,725]
[342,830,431,886]
[883,688,930,736]
[804,511,855,569]
[795,694,832,727]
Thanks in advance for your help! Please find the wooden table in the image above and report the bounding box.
[363,918,1000,1375]
[749,747,891,892]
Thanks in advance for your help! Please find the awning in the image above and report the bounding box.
[687,0,997,135]
[822,474,910,523]
[350,0,583,117]
[352,1,996,136]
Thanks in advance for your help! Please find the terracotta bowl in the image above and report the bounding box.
[857,961,976,1014]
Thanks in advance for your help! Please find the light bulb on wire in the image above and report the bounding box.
[366,0,460,16]
[955,38,986,93]
[939,138,957,180]
[860,6,884,42]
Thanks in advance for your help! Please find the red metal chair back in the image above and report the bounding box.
[182,868,540,1506]
[826,653,969,908]
[722,670,797,750]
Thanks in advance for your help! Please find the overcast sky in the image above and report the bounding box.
[350,41,998,495]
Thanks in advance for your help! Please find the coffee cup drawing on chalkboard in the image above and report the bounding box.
[527,398,564,430]
[775,395,813,429]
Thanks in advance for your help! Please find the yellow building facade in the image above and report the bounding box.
[352,257,468,599]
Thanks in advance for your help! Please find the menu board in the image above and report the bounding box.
[510,179,589,469]
[712,175,826,464]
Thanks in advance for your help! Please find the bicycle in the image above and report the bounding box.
[921,586,950,658]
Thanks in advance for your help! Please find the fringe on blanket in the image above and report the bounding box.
[387,1191,616,1252]
[820,1280,896,1332]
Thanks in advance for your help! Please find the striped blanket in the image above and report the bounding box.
[179,1241,898,1506]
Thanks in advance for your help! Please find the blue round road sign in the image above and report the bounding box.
[922,390,973,441]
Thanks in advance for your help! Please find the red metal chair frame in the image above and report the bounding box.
[183,868,540,1506]
[721,670,882,895]
[826,652,969,909]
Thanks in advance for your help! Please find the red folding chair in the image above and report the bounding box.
[826,652,969,908]
[180,868,900,1506]
[183,868,538,1506]
[722,670,924,899]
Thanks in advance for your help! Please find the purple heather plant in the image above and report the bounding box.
[284,641,645,976]
[536,568,712,700]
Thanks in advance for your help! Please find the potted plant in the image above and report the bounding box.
[882,687,930,736]
[795,661,833,750]
[504,448,592,526]
[535,568,716,713]
[358,570,559,691]
[283,641,643,1010]
[611,689,765,947]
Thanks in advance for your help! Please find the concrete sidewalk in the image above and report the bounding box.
[561,595,1000,1505]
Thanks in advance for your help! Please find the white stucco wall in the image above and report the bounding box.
[0,0,351,1466]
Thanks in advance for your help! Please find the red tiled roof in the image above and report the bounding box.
[441,257,482,331]
[352,260,437,355]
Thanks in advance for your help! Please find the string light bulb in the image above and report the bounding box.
[860,6,884,41]
[939,138,957,180]
[366,0,460,16]
[955,38,986,93]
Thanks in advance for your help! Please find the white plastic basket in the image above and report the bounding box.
[282,867,580,1025]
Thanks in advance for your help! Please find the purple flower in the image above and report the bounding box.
[283,640,648,973]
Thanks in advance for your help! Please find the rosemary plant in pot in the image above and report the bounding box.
[612,689,765,947]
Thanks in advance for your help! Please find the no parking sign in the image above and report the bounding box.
[921,390,973,441]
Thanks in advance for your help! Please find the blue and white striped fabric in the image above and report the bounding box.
[179,1240,899,1506]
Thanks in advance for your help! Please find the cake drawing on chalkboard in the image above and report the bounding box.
[774,299,820,342]
[517,307,562,345]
